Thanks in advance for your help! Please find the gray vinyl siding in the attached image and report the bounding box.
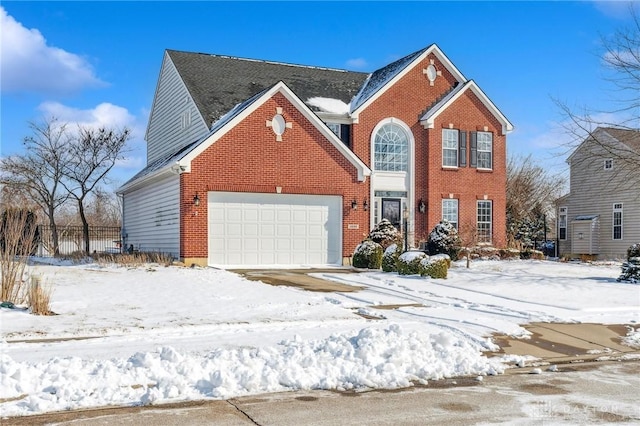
[122,173,180,258]
[146,53,209,165]
[561,140,640,260]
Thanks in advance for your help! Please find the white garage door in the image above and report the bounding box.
[208,192,342,267]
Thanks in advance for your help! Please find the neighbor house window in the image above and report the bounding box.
[476,132,493,169]
[442,199,459,228]
[604,159,613,170]
[558,207,567,240]
[374,122,408,171]
[477,200,492,243]
[613,203,623,240]
[442,129,459,167]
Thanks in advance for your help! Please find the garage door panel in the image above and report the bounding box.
[208,192,342,267]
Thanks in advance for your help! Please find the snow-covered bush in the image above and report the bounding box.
[397,251,427,275]
[426,220,461,261]
[617,243,640,283]
[368,219,402,250]
[382,243,401,272]
[352,240,383,269]
[421,254,449,279]
[627,243,640,260]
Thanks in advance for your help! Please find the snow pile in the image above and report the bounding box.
[306,97,349,114]
[0,325,501,416]
[623,326,640,348]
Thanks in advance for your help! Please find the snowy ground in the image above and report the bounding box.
[1,258,639,417]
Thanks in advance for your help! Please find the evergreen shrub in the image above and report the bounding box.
[382,243,401,272]
[397,251,426,275]
[368,219,403,250]
[421,254,449,279]
[426,221,461,261]
[352,239,383,269]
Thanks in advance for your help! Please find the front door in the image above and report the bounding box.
[382,198,401,229]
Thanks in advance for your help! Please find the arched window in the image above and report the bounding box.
[374,122,409,171]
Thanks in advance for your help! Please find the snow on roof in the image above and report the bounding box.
[306,97,350,114]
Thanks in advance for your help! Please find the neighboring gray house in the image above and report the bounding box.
[557,127,640,260]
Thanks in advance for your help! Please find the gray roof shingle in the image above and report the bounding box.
[167,50,369,127]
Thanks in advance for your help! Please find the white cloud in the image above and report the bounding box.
[38,101,140,134]
[0,6,105,95]
[346,57,368,69]
[593,1,638,20]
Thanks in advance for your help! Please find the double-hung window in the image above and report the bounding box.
[442,199,458,228]
[477,200,492,243]
[558,207,567,240]
[613,203,623,240]
[442,129,459,167]
[476,132,493,169]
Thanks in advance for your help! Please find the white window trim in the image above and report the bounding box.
[613,203,623,240]
[442,199,459,228]
[476,131,493,170]
[372,119,410,172]
[604,159,613,170]
[442,129,459,168]
[477,200,493,244]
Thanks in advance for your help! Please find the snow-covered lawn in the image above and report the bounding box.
[1,258,639,416]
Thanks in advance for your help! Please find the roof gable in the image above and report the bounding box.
[166,50,369,128]
[567,127,640,164]
[419,80,514,135]
[181,81,371,181]
[350,44,467,120]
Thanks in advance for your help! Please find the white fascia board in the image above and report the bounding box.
[420,80,514,135]
[117,166,179,195]
[351,44,467,123]
[180,81,371,182]
[315,111,353,124]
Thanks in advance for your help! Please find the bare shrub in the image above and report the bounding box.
[29,275,54,316]
[92,251,174,267]
[0,208,38,304]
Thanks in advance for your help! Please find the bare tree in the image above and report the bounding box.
[0,118,71,255]
[555,4,640,187]
[506,154,565,248]
[61,126,130,254]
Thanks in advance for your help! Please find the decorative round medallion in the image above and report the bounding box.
[426,64,437,82]
[271,114,286,136]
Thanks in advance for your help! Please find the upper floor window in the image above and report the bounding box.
[558,207,567,240]
[374,122,408,172]
[442,129,459,167]
[327,123,341,136]
[613,203,623,240]
[476,132,493,169]
[604,159,613,170]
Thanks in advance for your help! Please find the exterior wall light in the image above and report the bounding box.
[418,199,426,213]
[363,199,369,211]
[193,193,200,206]
[351,199,358,210]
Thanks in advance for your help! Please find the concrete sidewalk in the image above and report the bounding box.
[490,322,639,367]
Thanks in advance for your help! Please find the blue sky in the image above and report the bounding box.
[1,1,637,188]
